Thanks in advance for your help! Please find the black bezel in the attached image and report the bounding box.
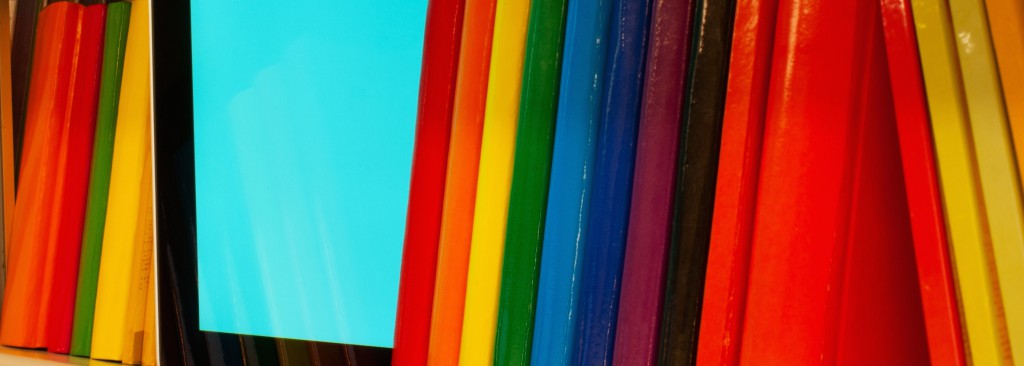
[150,0,219,363]
[151,1,392,364]
[151,1,274,363]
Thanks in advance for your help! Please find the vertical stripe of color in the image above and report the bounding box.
[0,0,14,267]
[494,0,568,363]
[947,0,1024,357]
[695,0,776,364]
[37,4,86,351]
[740,0,929,363]
[612,0,694,364]
[46,3,106,354]
[459,0,531,362]
[0,1,80,348]
[985,0,1024,187]
[141,267,156,366]
[70,1,131,356]
[879,0,966,364]
[89,0,150,358]
[530,0,613,364]
[574,0,651,363]
[426,0,496,363]
[10,0,42,181]
[658,0,735,363]
[391,0,464,363]
[910,0,1008,363]
[119,147,153,364]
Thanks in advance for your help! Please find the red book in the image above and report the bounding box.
[696,0,776,364]
[391,0,464,364]
[0,1,82,348]
[878,0,966,364]
[46,3,106,354]
[739,0,930,363]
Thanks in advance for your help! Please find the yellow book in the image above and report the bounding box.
[90,0,150,360]
[985,0,1024,179]
[141,264,155,366]
[948,0,1024,360]
[910,0,1012,364]
[458,0,531,363]
[120,150,153,365]
[0,0,13,270]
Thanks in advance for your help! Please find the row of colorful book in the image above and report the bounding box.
[392,0,1023,365]
[0,0,155,364]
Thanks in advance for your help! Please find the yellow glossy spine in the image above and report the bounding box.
[948,0,1024,361]
[911,0,1011,364]
[458,0,531,363]
[90,0,151,359]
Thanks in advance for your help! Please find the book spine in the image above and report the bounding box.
[493,0,567,363]
[426,0,496,363]
[141,265,156,366]
[458,0,531,362]
[878,0,966,364]
[391,0,464,363]
[612,0,694,363]
[0,0,15,304]
[69,1,130,356]
[739,0,932,363]
[947,0,1024,359]
[529,0,612,364]
[46,3,106,354]
[694,0,775,364]
[657,0,735,363]
[120,148,153,364]
[10,0,42,181]
[90,0,150,359]
[0,1,81,348]
[910,0,1009,363]
[985,0,1024,173]
[574,0,651,363]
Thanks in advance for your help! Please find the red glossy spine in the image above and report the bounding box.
[0,2,81,348]
[696,0,777,364]
[391,0,465,364]
[879,0,966,364]
[46,4,106,354]
[740,0,930,363]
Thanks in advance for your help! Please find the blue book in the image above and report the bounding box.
[530,0,614,364]
[574,0,652,363]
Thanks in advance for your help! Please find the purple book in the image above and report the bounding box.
[613,0,695,365]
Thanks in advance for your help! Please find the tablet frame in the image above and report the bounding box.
[152,1,399,362]
[150,0,210,363]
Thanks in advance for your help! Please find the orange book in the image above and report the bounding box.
[426,0,496,363]
[0,2,83,348]
[985,0,1024,176]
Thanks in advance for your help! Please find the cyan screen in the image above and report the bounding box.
[191,0,427,348]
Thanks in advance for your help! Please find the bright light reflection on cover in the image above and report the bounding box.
[191,0,427,348]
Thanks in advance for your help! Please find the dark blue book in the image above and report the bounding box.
[573,0,652,363]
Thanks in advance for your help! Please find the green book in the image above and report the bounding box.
[494,0,568,364]
[69,2,131,356]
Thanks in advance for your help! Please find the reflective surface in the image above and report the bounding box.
[191,0,428,348]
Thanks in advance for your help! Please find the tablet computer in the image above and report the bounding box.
[152,0,433,363]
